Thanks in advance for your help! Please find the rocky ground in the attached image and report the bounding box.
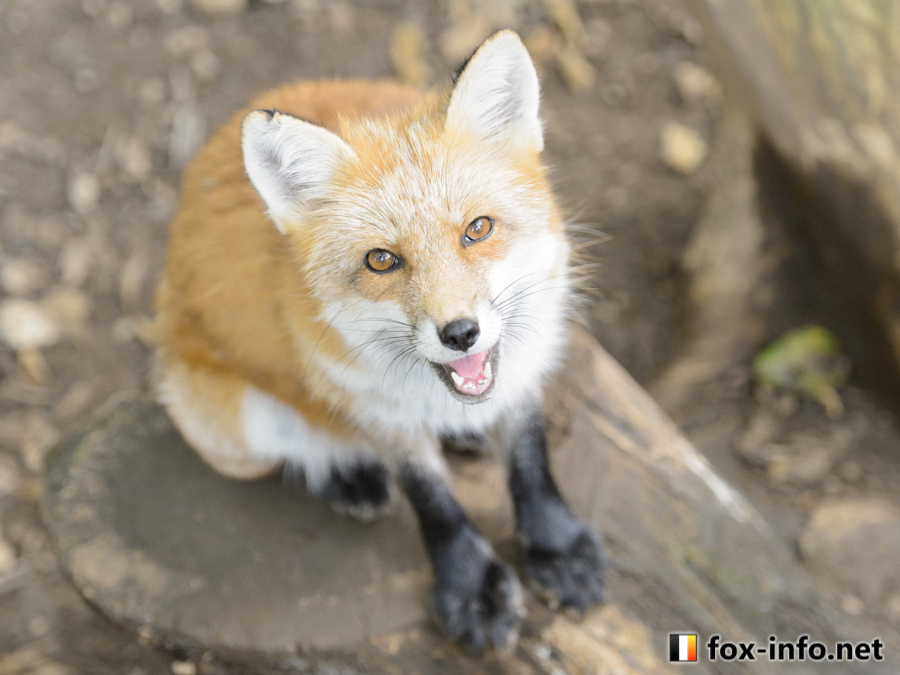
[0,0,898,673]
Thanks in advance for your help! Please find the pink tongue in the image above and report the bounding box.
[448,351,487,379]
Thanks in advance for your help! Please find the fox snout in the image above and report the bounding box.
[439,318,480,352]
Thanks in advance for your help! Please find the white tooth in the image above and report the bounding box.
[450,371,465,387]
[483,361,492,379]
[477,378,485,385]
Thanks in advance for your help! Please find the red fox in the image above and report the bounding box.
[155,30,604,650]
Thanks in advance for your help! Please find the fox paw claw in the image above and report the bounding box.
[526,526,606,612]
[432,557,524,652]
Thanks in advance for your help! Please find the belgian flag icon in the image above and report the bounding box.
[669,633,698,662]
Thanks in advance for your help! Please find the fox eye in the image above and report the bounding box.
[365,248,401,273]
[463,216,493,246]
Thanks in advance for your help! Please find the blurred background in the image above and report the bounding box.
[1,0,899,672]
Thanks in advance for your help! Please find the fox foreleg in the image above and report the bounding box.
[397,453,524,651]
[503,406,606,611]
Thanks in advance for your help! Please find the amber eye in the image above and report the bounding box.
[463,216,493,246]
[365,249,400,273]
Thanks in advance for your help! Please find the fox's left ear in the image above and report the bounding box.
[445,30,543,153]
[241,110,356,233]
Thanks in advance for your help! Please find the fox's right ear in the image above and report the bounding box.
[445,30,543,153]
[241,110,356,234]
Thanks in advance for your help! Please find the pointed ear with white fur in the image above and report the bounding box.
[241,110,356,233]
[445,30,543,153]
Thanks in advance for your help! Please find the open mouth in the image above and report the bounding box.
[432,349,496,402]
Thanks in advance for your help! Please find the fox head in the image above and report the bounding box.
[240,31,570,411]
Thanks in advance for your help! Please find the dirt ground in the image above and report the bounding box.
[1,0,896,673]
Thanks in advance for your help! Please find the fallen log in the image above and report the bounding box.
[42,329,883,673]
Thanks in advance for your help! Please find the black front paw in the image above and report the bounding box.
[430,529,524,651]
[525,525,606,612]
[319,461,391,521]
[432,557,524,652]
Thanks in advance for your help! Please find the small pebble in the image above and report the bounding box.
[67,172,100,215]
[42,287,91,342]
[120,137,153,182]
[0,299,60,350]
[1,258,47,297]
[660,122,708,174]
[672,61,721,105]
[171,661,197,675]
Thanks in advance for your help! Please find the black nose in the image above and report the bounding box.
[440,318,480,352]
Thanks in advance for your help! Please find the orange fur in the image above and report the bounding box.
[153,34,601,651]
[156,81,432,470]
[156,73,562,476]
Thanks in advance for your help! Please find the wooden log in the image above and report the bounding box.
[42,329,882,673]
[683,0,900,396]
